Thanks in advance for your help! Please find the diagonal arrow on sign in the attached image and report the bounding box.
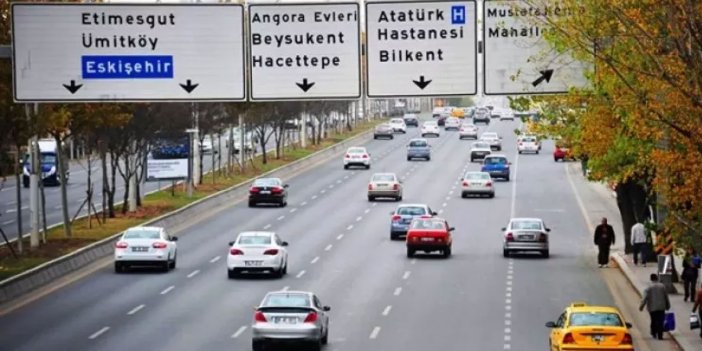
[531,69,554,87]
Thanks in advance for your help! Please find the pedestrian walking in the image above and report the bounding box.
[639,273,671,340]
[630,221,648,266]
[593,217,615,268]
[693,284,702,338]
[682,249,700,302]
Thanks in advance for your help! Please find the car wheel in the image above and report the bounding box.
[444,247,452,258]
[396,196,402,201]
[283,261,288,275]
[162,261,170,272]
[343,164,349,170]
[374,136,378,140]
[248,201,256,207]
[406,248,414,258]
[536,150,539,154]
[252,340,265,351]
[169,254,177,269]
[541,250,550,258]
[390,135,394,139]
[228,269,237,279]
[503,249,510,258]
[518,150,522,154]
[407,156,411,161]
[489,193,495,198]
[366,164,371,170]
[368,195,374,202]
[426,156,431,161]
[505,175,510,181]
[321,327,329,345]
[23,177,29,188]
[470,157,475,162]
[280,200,287,207]
[114,262,123,273]
[390,232,398,241]
[421,134,426,137]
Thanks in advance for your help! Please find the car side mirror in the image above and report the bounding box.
[390,211,394,215]
[283,184,289,188]
[545,321,557,328]
[323,306,331,311]
[449,227,455,232]
[431,211,438,216]
[508,162,512,165]
[501,227,507,231]
[546,228,551,232]
[171,236,178,241]
[625,322,632,329]
[228,241,235,246]
[282,241,289,247]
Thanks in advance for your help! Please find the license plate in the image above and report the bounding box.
[260,191,271,194]
[132,247,148,252]
[519,235,534,240]
[591,334,604,342]
[274,317,298,324]
[376,183,388,187]
[245,261,263,267]
[471,183,482,186]
[421,237,434,242]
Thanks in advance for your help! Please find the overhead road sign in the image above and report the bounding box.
[248,2,361,101]
[483,0,592,95]
[12,3,245,102]
[365,0,477,98]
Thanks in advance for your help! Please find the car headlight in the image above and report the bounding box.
[49,166,56,174]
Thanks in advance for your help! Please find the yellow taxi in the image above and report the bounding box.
[451,108,465,118]
[545,302,634,350]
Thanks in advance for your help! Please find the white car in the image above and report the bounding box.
[480,132,502,151]
[459,123,479,140]
[517,135,540,154]
[421,121,440,137]
[499,110,515,121]
[114,226,178,273]
[460,171,494,198]
[444,117,461,131]
[470,141,492,162]
[343,146,371,169]
[389,118,407,133]
[200,138,215,154]
[227,231,289,278]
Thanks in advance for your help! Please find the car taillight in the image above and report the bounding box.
[393,184,399,190]
[362,154,368,158]
[486,181,493,187]
[303,312,318,323]
[506,232,514,242]
[518,142,523,146]
[115,241,128,249]
[263,249,279,255]
[368,183,373,190]
[562,333,575,344]
[462,181,469,187]
[538,234,547,242]
[344,154,350,158]
[420,215,432,219]
[230,248,244,255]
[392,215,402,221]
[152,242,168,249]
[271,186,283,194]
[254,311,267,323]
[621,333,632,345]
[249,187,260,194]
[460,128,464,131]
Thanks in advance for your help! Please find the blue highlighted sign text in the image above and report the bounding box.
[82,55,174,79]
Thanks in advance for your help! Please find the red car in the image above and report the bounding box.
[553,143,574,162]
[406,217,454,258]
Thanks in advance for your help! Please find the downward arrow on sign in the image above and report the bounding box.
[412,76,432,90]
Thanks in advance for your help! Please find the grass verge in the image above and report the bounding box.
[0,120,382,281]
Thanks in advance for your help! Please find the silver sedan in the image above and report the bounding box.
[502,218,551,258]
[460,171,494,198]
[368,172,403,201]
[252,291,330,351]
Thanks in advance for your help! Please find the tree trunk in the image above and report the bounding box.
[259,128,268,164]
[615,179,649,254]
[101,146,108,222]
[54,134,72,238]
[109,151,118,218]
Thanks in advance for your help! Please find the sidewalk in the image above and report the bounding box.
[568,163,701,350]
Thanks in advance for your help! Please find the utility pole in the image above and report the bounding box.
[127,140,137,212]
[27,104,40,249]
[300,111,307,148]
[192,103,201,186]
[238,114,245,170]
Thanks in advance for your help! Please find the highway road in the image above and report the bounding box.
[0,130,299,242]
[0,117,663,350]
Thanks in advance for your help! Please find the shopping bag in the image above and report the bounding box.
[664,312,676,331]
[691,313,701,330]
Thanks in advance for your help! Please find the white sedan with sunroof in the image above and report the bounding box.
[227,231,289,278]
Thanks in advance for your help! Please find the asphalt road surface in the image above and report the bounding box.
[0,118,663,351]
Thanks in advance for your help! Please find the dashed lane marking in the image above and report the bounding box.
[356,216,362,222]
[296,270,306,278]
[88,327,110,340]
[312,195,318,200]
[263,224,272,230]
[411,259,417,265]
[328,185,334,189]
[438,209,444,214]
[281,286,290,291]
[402,271,411,280]
[324,244,333,251]
[337,234,344,240]
[210,256,221,263]
[321,189,326,194]
[231,326,247,339]
[290,208,297,213]
[337,180,342,184]
[346,225,354,231]
[187,270,200,278]
[160,286,175,295]
[394,287,402,296]
[127,304,145,315]
[372,203,377,207]
[277,215,285,221]
[369,326,381,339]
[382,305,392,316]
[364,209,370,214]
[301,201,307,206]
[311,256,320,264]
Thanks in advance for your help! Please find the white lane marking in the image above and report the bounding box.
[565,158,595,233]
[301,201,307,206]
[263,224,272,230]
[210,256,221,263]
[324,244,333,251]
[445,196,450,200]
[296,270,306,278]
[372,203,377,207]
[504,344,511,350]
[21,206,28,210]
[438,209,444,214]
[402,271,411,280]
[400,176,407,181]
[510,146,521,218]
[346,225,354,231]
[504,335,511,341]
[328,184,334,189]
[281,286,290,291]
[506,299,512,304]
[507,275,513,280]
[311,256,320,264]
[336,234,344,240]
[369,326,381,339]
[344,175,349,179]
[505,320,512,326]
[290,208,297,213]
[160,286,175,295]
[321,189,326,194]
[337,180,342,184]
[364,208,370,214]
[505,312,511,318]
[382,305,392,316]
[506,292,512,298]
[277,215,285,221]
[127,304,145,315]
[505,328,511,334]
[5,209,16,213]
[88,326,110,340]
[394,287,402,296]
[411,258,417,265]
[312,195,318,200]
[505,305,512,310]
[356,216,362,222]
[448,190,454,195]
[506,281,512,286]
[231,326,247,339]
[506,286,512,292]
[442,202,447,207]
[187,270,200,278]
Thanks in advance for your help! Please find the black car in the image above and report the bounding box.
[403,114,419,127]
[433,113,448,126]
[249,178,289,207]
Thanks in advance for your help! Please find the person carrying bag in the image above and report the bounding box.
[693,284,702,338]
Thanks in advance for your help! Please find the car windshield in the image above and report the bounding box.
[390,119,403,124]
[464,172,490,180]
[523,137,536,142]
[423,121,437,126]
[124,229,161,240]
[569,312,623,327]
[411,219,445,230]
[397,206,427,216]
[372,174,395,182]
[238,235,272,245]
[409,140,428,147]
[485,157,507,165]
[462,123,475,128]
[254,178,280,187]
[348,148,366,154]
[473,142,490,149]
[511,220,542,230]
[482,133,498,139]
[262,293,311,307]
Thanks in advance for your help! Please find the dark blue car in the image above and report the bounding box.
[481,155,511,181]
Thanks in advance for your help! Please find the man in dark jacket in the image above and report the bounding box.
[594,217,615,267]
[640,273,671,339]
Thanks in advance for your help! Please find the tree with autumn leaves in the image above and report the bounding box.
[513,0,702,250]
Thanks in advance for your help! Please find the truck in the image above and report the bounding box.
[22,139,69,188]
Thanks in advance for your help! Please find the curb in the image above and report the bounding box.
[0,127,376,304]
[611,252,695,351]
